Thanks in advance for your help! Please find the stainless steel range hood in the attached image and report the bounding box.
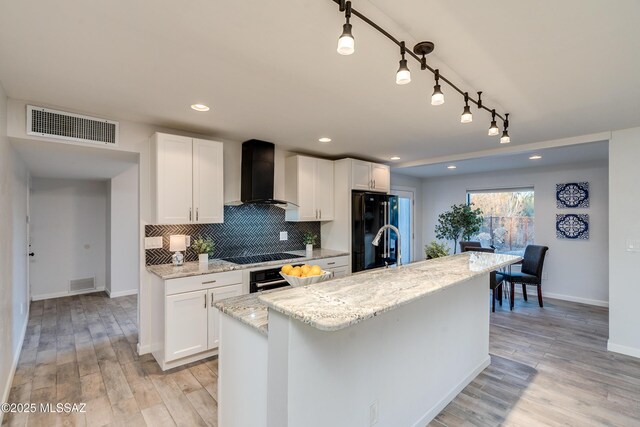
[226,139,297,208]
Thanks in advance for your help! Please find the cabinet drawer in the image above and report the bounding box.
[166,270,243,296]
[331,266,349,278]
[315,256,349,270]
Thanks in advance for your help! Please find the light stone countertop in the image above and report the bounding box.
[213,287,292,336]
[258,252,522,332]
[146,248,349,280]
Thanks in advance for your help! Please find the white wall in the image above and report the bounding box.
[391,172,423,263]
[30,178,108,299]
[0,84,30,418]
[421,161,609,306]
[608,127,640,358]
[108,164,139,297]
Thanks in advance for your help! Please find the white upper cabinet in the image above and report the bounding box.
[285,155,334,222]
[370,162,391,193]
[151,133,224,224]
[350,159,390,193]
[193,138,224,223]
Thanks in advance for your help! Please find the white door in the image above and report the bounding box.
[193,139,224,223]
[208,284,244,349]
[351,160,371,191]
[157,134,193,224]
[297,156,318,221]
[166,290,208,361]
[391,189,415,263]
[371,164,391,193]
[315,159,334,221]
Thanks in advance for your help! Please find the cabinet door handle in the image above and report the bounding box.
[196,207,199,221]
[319,209,322,219]
[189,207,192,221]
[204,294,207,308]
[373,179,376,188]
[327,262,336,265]
[211,293,214,306]
[202,280,217,285]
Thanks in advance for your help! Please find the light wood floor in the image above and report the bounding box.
[3,292,640,427]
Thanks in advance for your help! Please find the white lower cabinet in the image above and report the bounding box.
[315,256,350,278]
[151,270,244,370]
[166,290,209,361]
[208,284,243,349]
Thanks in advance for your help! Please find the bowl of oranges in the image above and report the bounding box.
[280,264,333,287]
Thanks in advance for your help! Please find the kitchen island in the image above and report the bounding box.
[215,252,521,427]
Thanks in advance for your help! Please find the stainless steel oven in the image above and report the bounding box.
[250,266,292,293]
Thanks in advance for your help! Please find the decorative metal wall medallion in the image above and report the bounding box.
[556,214,589,240]
[556,182,589,208]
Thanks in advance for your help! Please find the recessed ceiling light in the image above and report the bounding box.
[390,156,401,161]
[447,165,457,169]
[318,137,332,143]
[529,155,542,160]
[191,104,210,112]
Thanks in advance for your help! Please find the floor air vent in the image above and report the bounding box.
[69,277,96,293]
[27,105,119,146]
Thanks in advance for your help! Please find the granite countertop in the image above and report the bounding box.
[258,252,522,332]
[213,287,291,336]
[146,248,350,280]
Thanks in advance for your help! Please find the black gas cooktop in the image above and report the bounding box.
[221,252,304,265]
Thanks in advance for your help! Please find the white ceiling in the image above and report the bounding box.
[395,140,608,178]
[12,139,138,180]
[0,0,638,170]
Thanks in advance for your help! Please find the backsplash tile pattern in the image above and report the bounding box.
[145,205,321,265]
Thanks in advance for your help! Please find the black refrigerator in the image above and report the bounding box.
[352,191,399,272]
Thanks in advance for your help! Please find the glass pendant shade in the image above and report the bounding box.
[461,105,473,123]
[500,130,511,144]
[431,84,444,105]
[395,59,411,85]
[488,120,499,136]
[337,24,355,55]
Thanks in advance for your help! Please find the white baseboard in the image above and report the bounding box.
[31,287,106,301]
[607,341,640,359]
[1,306,29,424]
[512,289,608,308]
[411,356,491,427]
[105,288,138,298]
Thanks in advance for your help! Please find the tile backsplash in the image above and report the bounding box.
[145,205,321,265]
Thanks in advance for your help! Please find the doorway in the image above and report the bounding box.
[391,188,414,263]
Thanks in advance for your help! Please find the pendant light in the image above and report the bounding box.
[500,113,511,144]
[461,92,473,123]
[336,1,354,55]
[431,69,444,105]
[395,41,411,85]
[488,110,499,136]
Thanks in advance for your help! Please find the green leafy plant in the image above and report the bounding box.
[303,231,318,246]
[191,237,214,256]
[424,241,450,259]
[434,203,484,253]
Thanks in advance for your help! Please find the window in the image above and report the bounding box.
[467,188,534,255]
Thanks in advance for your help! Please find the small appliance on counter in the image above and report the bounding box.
[352,191,399,272]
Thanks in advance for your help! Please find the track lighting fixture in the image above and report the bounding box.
[431,69,444,105]
[461,93,472,123]
[500,114,511,144]
[395,42,411,85]
[336,1,354,55]
[488,110,500,136]
[331,0,510,142]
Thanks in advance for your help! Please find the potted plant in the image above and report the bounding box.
[192,237,214,264]
[434,203,484,253]
[303,231,318,257]
[424,241,450,260]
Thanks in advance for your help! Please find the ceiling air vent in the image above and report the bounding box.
[27,105,119,146]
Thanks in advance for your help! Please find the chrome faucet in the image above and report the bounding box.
[372,224,402,267]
